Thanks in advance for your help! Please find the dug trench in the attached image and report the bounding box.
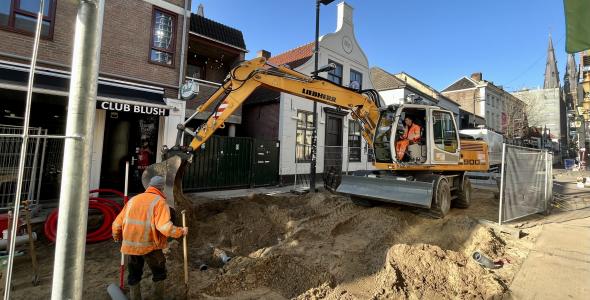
[4,190,534,299]
[160,191,530,299]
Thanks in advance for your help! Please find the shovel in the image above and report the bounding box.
[181,210,189,298]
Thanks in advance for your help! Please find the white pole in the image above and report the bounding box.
[498,143,507,225]
[3,1,45,298]
[51,1,105,299]
[125,161,129,198]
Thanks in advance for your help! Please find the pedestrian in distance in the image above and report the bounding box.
[112,176,188,300]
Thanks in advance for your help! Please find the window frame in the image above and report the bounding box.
[327,59,343,85]
[0,0,57,40]
[350,69,363,90]
[148,6,177,68]
[348,120,362,162]
[295,110,314,163]
[432,110,459,154]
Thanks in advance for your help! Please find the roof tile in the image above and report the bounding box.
[268,42,314,68]
[190,14,246,50]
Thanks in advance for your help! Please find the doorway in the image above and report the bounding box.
[100,111,159,193]
[324,113,343,173]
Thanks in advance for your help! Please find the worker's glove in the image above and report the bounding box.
[113,235,121,242]
[181,227,189,236]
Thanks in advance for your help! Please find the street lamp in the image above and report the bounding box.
[310,0,334,193]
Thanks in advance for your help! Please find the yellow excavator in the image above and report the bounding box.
[142,57,489,217]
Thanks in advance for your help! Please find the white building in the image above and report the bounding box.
[244,2,374,183]
[370,67,461,117]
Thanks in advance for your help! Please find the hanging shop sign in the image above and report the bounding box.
[97,100,169,116]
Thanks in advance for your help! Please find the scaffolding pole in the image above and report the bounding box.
[50,1,105,299]
[3,1,45,298]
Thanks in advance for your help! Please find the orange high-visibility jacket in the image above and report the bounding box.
[112,187,183,255]
[402,123,421,142]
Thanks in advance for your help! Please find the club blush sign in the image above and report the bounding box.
[97,100,169,116]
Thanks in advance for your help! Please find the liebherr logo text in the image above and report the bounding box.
[302,88,336,102]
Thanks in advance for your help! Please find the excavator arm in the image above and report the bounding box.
[142,57,382,208]
[178,57,380,153]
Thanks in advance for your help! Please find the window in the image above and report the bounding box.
[327,60,343,85]
[348,120,361,162]
[1,0,55,38]
[295,111,314,162]
[350,69,363,90]
[150,8,176,66]
[432,111,458,153]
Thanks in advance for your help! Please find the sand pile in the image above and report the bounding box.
[163,191,513,299]
[5,188,525,300]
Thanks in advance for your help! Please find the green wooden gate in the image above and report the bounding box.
[182,136,279,192]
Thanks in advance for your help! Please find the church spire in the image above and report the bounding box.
[544,34,560,89]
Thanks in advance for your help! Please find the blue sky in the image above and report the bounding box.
[191,0,568,92]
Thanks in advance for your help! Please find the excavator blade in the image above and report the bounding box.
[336,175,434,208]
[141,154,191,209]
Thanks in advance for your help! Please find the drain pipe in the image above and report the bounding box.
[213,248,232,264]
[51,1,105,299]
[177,0,190,99]
[0,233,37,250]
[472,251,501,269]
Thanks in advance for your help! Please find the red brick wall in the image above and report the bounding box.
[0,0,188,97]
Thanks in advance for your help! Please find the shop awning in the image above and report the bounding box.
[0,60,172,116]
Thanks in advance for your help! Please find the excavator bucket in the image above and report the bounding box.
[336,175,434,208]
[141,154,192,209]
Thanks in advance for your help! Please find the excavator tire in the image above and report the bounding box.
[454,177,472,208]
[431,176,451,218]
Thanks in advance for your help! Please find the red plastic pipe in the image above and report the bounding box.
[44,189,125,243]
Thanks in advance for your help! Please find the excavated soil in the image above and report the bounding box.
[6,190,532,299]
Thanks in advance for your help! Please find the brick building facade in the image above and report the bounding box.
[0,0,190,195]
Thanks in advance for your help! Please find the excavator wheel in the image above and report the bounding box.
[323,167,341,193]
[454,177,472,208]
[431,176,451,218]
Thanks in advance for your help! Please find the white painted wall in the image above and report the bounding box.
[89,109,106,190]
[278,2,374,175]
[379,89,407,106]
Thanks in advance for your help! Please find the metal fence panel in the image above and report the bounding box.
[499,144,552,224]
[0,125,47,209]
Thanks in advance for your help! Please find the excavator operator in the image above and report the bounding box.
[395,115,421,160]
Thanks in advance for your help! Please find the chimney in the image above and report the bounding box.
[471,72,482,82]
[257,50,271,59]
[197,4,204,17]
[336,2,354,32]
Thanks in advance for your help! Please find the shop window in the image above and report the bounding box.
[327,60,343,85]
[150,7,176,66]
[1,0,56,38]
[350,69,362,90]
[295,111,313,162]
[348,120,361,162]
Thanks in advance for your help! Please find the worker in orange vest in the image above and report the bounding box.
[112,176,188,300]
[395,115,422,160]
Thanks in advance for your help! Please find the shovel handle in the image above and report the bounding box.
[119,253,125,289]
[181,210,188,286]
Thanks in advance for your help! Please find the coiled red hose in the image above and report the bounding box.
[44,189,126,243]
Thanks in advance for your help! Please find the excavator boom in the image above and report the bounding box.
[142,57,382,208]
